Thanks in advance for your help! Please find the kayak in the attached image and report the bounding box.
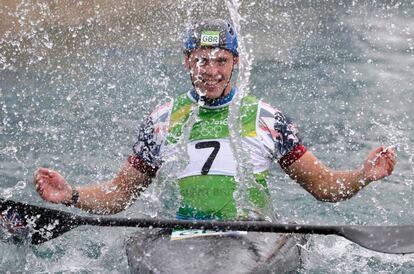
[125,228,308,274]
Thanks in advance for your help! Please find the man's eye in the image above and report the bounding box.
[195,58,206,65]
[218,58,227,65]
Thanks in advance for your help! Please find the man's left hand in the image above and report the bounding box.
[362,146,397,183]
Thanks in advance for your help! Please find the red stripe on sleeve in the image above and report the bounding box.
[278,144,307,169]
[128,155,158,177]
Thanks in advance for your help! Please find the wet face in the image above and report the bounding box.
[185,48,238,100]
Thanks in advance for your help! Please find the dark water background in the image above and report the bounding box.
[1,0,413,272]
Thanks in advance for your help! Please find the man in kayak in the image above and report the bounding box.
[33,19,396,272]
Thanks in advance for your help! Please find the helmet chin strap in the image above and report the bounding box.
[189,60,235,104]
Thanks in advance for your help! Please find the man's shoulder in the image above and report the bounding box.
[175,92,194,105]
[149,100,173,122]
[241,95,281,112]
[148,92,192,121]
[254,99,283,118]
[241,94,259,105]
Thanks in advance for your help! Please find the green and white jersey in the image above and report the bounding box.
[130,88,306,220]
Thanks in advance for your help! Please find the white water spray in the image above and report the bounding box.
[226,0,271,220]
[147,104,200,218]
[371,119,414,186]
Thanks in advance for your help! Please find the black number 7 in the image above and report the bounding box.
[195,141,221,175]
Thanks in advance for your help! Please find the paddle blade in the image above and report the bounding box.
[0,198,79,245]
[341,225,414,254]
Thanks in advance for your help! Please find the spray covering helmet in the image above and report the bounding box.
[183,19,239,56]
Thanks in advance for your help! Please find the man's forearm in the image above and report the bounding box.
[72,164,150,214]
[286,151,371,202]
[290,165,367,202]
[313,167,368,202]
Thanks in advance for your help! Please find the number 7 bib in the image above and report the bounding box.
[177,139,237,178]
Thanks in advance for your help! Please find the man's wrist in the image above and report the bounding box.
[357,167,371,188]
[62,187,80,207]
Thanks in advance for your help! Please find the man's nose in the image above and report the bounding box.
[203,62,218,75]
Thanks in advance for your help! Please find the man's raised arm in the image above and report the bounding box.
[283,146,396,202]
[33,161,151,214]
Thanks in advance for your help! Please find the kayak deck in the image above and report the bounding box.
[125,228,308,274]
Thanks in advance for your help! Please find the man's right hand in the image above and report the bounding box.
[33,168,72,204]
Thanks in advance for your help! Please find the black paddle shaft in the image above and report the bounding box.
[1,198,413,254]
[82,216,339,233]
[80,217,414,254]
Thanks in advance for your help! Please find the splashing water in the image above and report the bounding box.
[1,1,414,272]
[143,104,201,219]
[0,146,28,198]
[371,119,414,184]
[1,181,27,200]
[225,0,273,220]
